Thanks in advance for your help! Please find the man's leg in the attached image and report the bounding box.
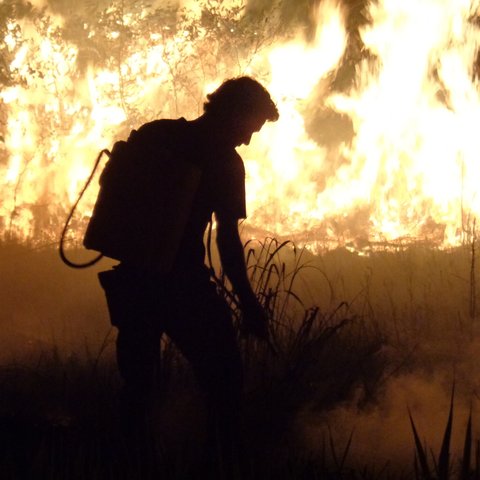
[116,320,162,428]
[99,269,163,434]
[163,281,244,476]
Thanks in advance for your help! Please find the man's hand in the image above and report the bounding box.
[240,294,269,341]
[216,217,269,342]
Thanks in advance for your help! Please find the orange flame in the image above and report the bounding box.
[1,0,479,251]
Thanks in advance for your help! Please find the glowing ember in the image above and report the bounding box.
[0,0,479,251]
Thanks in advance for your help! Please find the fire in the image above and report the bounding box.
[330,0,480,247]
[0,0,479,251]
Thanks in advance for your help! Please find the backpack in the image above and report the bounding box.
[60,120,202,272]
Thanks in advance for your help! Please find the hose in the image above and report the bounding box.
[59,148,110,268]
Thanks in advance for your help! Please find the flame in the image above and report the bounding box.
[328,0,480,247]
[1,0,480,251]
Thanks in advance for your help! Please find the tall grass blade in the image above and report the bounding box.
[430,448,439,478]
[408,408,433,480]
[327,425,354,473]
[460,406,472,480]
[414,451,420,480]
[339,428,355,471]
[476,439,480,480]
[328,424,339,469]
[438,383,455,480]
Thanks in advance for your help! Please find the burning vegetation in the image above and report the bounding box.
[1,0,479,250]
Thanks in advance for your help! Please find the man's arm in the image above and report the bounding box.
[216,217,269,340]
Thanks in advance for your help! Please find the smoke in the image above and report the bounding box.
[296,371,479,470]
[294,326,480,470]
[0,244,114,362]
[284,245,480,472]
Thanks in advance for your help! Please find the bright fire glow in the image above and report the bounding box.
[1,0,480,251]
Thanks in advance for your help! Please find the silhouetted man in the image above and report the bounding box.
[97,76,279,475]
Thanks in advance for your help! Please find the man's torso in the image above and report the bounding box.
[126,118,247,276]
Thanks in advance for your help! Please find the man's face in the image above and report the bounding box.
[229,116,266,147]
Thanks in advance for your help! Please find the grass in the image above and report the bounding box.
[1,238,480,477]
[409,384,479,480]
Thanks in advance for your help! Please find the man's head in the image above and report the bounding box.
[203,76,279,146]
